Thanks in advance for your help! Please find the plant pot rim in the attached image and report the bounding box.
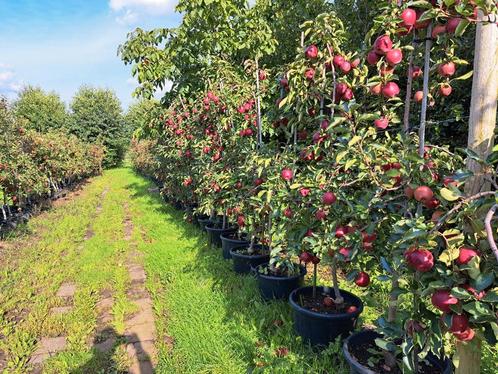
[289,286,364,320]
[220,232,249,243]
[205,225,237,232]
[255,263,306,281]
[343,329,452,374]
[230,244,269,258]
[343,330,381,374]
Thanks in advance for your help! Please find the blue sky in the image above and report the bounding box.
[0,0,182,109]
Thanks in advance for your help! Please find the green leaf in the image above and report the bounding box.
[440,187,462,202]
[453,70,473,81]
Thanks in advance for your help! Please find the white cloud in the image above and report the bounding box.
[110,0,177,24]
[0,68,23,99]
[0,71,14,82]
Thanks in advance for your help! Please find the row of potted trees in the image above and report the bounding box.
[129,1,497,373]
[0,98,104,229]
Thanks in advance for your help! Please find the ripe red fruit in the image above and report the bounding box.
[281,168,293,181]
[335,83,348,97]
[414,90,424,102]
[432,24,447,38]
[340,61,352,74]
[305,68,315,81]
[438,62,456,77]
[463,284,486,300]
[284,207,293,218]
[280,78,289,88]
[453,327,475,341]
[355,271,370,287]
[323,296,335,307]
[446,18,461,34]
[237,215,246,227]
[370,83,382,96]
[305,229,314,237]
[373,35,393,55]
[404,248,434,272]
[299,252,313,263]
[315,209,327,221]
[311,256,321,265]
[424,198,440,210]
[412,66,423,79]
[320,119,329,130]
[367,50,380,65]
[374,117,389,130]
[362,232,377,243]
[449,314,469,333]
[339,247,352,260]
[401,8,417,26]
[414,186,434,202]
[342,88,354,101]
[305,45,319,59]
[405,186,415,199]
[254,178,264,186]
[346,305,358,314]
[456,247,479,265]
[443,177,457,187]
[439,83,452,97]
[335,226,347,238]
[386,49,403,66]
[258,70,267,81]
[299,188,310,197]
[351,58,361,68]
[235,181,243,189]
[382,82,400,98]
[333,55,345,67]
[431,290,459,313]
[322,191,337,205]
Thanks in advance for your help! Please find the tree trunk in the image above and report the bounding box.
[455,339,481,374]
[465,9,498,195]
[459,8,498,374]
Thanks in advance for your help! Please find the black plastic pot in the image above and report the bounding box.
[343,330,453,374]
[230,245,270,274]
[220,233,250,259]
[194,214,210,228]
[255,264,306,300]
[289,286,363,346]
[205,225,237,248]
[198,217,215,232]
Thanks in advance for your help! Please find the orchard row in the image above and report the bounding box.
[127,1,498,373]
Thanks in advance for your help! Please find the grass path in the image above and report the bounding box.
[0,167,495,374]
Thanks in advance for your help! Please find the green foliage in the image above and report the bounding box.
[13,86,69,133]
[124,99,161,138]
[69,86,127,168]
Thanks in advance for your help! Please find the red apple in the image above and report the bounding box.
[438,62,456,77]
[355,271,370,287]
[449,314,469,333]
[404,248,434,272]
[284,207,293,219]
[431,289,459,313]
[374,35,393,55]
[237,215,246,227]
[386,49,403,66]
[401,8,417,26]
[333,55,345,67]
[254,178,264,186]
[439,83,452,97]
[446,18,461,34]
[424,198,440,209]
[323,296,335,307]
[453,327,475,341]
[299,252,313,263]
[414,90,424,102]
[340,61,352,74]
[382,82,400,98]
[456,247,479,265]
[346,305,358,313]
[322,191,337,205]
[281,168,294,181]
[374,117,389,130]
[305,45,318,59]
[299,188,310,197]
[370,83,382,95]
[367,50,380,65]
[305,68,315,81]
[315,209,327,221]
[335,226,347,238]
[432,23,447,38]
[412,66,423,79]
[414,186,434,202]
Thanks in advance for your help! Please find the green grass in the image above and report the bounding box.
[1,166,496,374]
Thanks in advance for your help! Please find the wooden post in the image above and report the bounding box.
[465,8,498,196]
[459,8,498,374]
[255,57,263,148]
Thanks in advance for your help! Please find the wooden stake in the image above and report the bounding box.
[418,24,433,157]
[465,9,498,195]
[255,57,263,148]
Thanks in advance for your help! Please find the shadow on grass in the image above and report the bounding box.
[71,328,151,374]
[124,178,348,372]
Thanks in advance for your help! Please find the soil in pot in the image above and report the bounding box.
[344,330,452,374]
[220,232,250,260]
[289,286,363,346]
[230,244,269,274]
[256,263,306,300]
[205,223,237,248]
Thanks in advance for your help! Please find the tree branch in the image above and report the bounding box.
[484,204,498,263]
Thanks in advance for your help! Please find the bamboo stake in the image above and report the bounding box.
[418,24,433,157]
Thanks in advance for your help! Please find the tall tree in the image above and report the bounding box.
[13,86,69,132]
[69,86,126,168]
